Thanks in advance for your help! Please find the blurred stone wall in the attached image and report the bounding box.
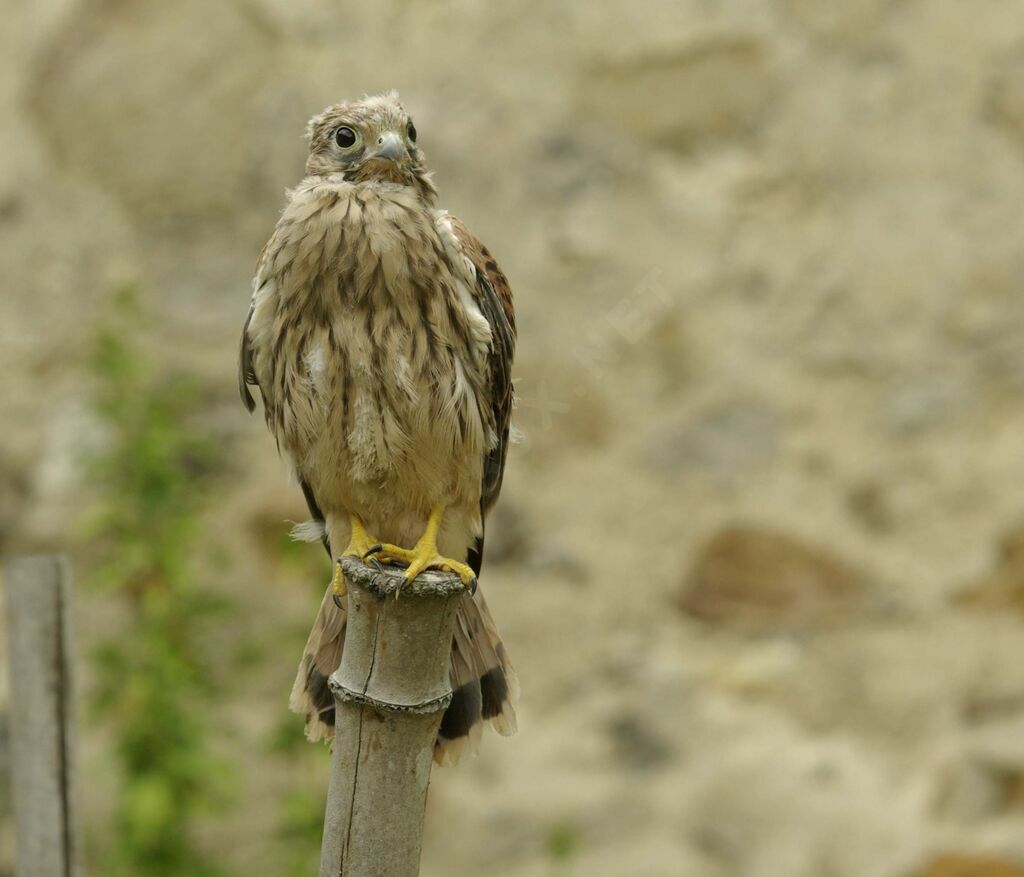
[3,1,1024,875]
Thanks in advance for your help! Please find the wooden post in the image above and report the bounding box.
[319,558,465,877]
[3,555,81,877]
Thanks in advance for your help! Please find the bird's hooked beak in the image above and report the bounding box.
[366,131,407,164]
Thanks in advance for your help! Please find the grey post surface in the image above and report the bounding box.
[319,558,465,877]
[4,555,81,877]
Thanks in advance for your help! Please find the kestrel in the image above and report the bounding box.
[239,92,518,763]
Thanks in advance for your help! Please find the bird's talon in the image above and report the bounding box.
[362,543,384,558]
[332,593,345,609]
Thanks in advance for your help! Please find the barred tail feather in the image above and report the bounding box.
[434,588,518,765]
[288,583,346,741]
[289,584,518,764]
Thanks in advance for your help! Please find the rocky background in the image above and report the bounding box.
[3,1,1024,875]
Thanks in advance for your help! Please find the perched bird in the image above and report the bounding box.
[239,92,518,763]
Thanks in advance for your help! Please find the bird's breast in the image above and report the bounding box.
[261,182,494,498]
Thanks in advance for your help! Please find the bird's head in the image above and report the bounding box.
[304,91,436,203]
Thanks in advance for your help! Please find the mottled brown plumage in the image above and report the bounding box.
[239,92,517,763]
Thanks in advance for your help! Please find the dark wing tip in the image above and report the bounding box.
[239,374,256,412]
[238,303,258,413]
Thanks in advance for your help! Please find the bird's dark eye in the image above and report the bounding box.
[335,126,357,148]
[407,121,417,143]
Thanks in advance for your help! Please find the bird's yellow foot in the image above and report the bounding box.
[332,514,381,607]
[364,505,477,595]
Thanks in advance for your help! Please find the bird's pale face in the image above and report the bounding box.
[305,93,434,200]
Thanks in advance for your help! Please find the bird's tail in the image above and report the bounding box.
[436,587,519,765]
[288,584,346,737]
[289,584,518,764]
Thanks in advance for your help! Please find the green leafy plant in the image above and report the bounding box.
[268,609,332,874]
[278,782,327,877]
[85,289,232,877]
[545,820,581,870]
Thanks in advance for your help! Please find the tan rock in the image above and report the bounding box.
[955,524,1024,616]
[777,0,901,47]
[908,853,1024,877]
[581,32,778,152]
[986,46,1024,153]
[28,0,286,224]
[677,524,868,628]
[934,757,1024,823]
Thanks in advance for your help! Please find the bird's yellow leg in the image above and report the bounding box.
[343,514,378,558]
[331,514,380,601]
[368,505,477,590]
[329,561,347,602]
